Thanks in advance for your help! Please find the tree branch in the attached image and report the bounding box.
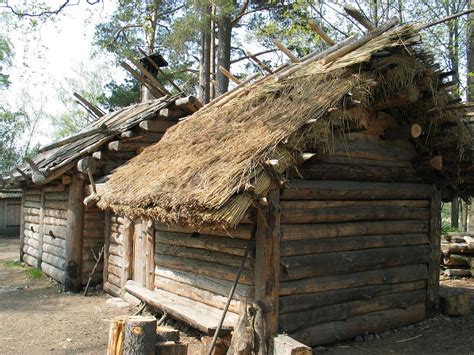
[0,0,103,17]
[231,0,249,26]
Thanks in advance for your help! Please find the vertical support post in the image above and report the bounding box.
[103,210,111,285]
[37,188,45,269]
[64,175,84,292]
[427,187,441,316]
[19,193,26,261]
[121,216,134,288]
[254,187,281,353]
[144,218,155,290]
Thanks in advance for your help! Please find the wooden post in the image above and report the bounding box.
[103,210,111,285]
[144,218,155,290]
[427,187,441,316]
[19,193,26,261]
[255,187,281,354]
[121,216,134,288]
[64,175,84,292]
[36,188,45,269]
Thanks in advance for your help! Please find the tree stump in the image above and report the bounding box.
[107,316,126,355]
[156,326,180,342]
[440,287,471,316]
[123,316,157,355]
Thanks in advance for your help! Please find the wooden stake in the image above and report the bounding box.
[273,39,300,63]
[343,4,376,31]
[246,51,273,73]
[73,92,105,118]
[129,57,171,96]
[308,19,335,45]
[219,66,242,85]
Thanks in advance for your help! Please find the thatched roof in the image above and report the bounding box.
[6,94,189,186]
[98,23,473,228]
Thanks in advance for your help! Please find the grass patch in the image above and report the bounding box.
[26,268,43,279]
[1,260,23,268]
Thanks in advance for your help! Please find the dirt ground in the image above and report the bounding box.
[1,236,474,354]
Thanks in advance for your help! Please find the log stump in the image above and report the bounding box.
[124,316,157,355]
[440,287,471,316]
[107,316,126,355]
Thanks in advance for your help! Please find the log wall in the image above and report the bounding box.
[22,188,42,268]
[104,213,125,296]
[279,134,434,346]
[153,222,256,315]
[81,204,104,287]
[0,197,21,235]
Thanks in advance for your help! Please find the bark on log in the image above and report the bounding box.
[289,303,425,347]
[279,264,428,296]
[281,199,429,210]
[123,316,157,355]
[154,223,253,240]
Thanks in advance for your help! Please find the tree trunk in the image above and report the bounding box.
[216,6,232,96]
[199,6,212,104]
[451,198,459,229]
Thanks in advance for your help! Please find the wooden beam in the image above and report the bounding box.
[129,57,171,96]
[308,19,335,45]
[39,124,108,153]
[24,158,49,185]
[426,188,441,316]
[121,62,165,99]
[64,175,84,292]
[76,156,96,174]
[255,187,281,352]
[73,92,105,118]
[218,66,242,85]
[343,4,376,31]
[383,123,422,140]
[246,51,273,73]
[121,217,134,288]
[139,120,175,133]
[273,39,300,63]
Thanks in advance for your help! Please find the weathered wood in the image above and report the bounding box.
[289,303,425,347]
[219,65,242,84]
[125,280,238,334]
[440,287,470,316]
[42,251,65,270]
[372,85,421,110]
[41,261,65,282]
[307,19,335,45]
[383,123,422,140]
[280,264,428,296]
[43,243,66,258]
[43,224,68,239]
[155,267,254,299]
[144,219,155,290]
[104,281,122,297]
[36,189,45,269]
[281,245,430,280]
[121,217,134,288]
[280,280,426,314]
[427,189,441,317]
[271,334,311,355]
[123,316,157,355]
[19,194,26,261]
[282,199,430,209]
[281,220,429,241]
[139,119,175,133]
[64,175,84,292]
[273,39,300,63]
[44,209,68,219]
[43,216,68,226]
[108,263,122,277]
[155,275,240,313]
[282,234,429,257]
[282,180,432,200]
[22,254,38,268]
[107,316,125,355]
[280,289,426,333]
[343,4,376,31]
[444,268,472,277]
[255,188,280,352]
[155,255,254,285]
[443,254,474,267]
[76,156,96,174]
[44,200,68,210]
[154,223,253,240]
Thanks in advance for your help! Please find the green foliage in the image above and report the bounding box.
[1,260,23,268]
[0,109,27,175]
[0,35,12,89]
[97,76,140,110]
[26,268,43,279]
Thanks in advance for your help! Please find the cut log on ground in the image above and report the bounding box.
[123,316,157,355]
[440,287,470,316]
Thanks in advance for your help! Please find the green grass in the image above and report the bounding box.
[1,260,23,268]
[26,268,43,279]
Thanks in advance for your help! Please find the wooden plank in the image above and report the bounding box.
[279,264,428,296]
[282,181,433,200]
[281,205,429,224]
[44,209,67,219]
[155,267,254,299]
[43,234,66,248]
[154,223,253,240]
[289,303,425,347]
[279,280,426,314]
[255,187,280,347]
[64,175,84,292]
[280,289,426,333]
[44,200,68,210]
[281,220,429,241]
[280,199,430,210]
[281,234,429,257]
[280,245,431,281]
[427,188,441,316]
[125,281,238,334]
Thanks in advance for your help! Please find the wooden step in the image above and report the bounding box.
[124,280,238,334]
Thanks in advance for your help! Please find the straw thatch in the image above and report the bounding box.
[98,23,473,228]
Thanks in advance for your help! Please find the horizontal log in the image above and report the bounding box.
[42,251,65,270]
[107,274,122,289]
[296,162,422,183]
[24,237,39,249]
[111,216,125,224]
[111,224,123,234]
[24,230,39,240]
[443,254,474,267]
[139,119,175,133]
[103,281,121,297]
[108,263,122,278]
[22,254,38,268]
[289,303,426,347]
[281,220,429,241]
[24,189,42,196]
[24,223,39,233]
[444,268,472,277]
[282,234,429,257]
[24,215,40,224]
[280,280,426,314]
[43,225,68,239]
[43,243,65,258]
[282,180,433,200]
[43,216,68,227]
[155,243,254,269]
[280,289,426,333]
[281,199,429,210]
[44,191,69,201]
[109,232,123,245]
[155,230,250,256]
[281,245,431,280]
[41,262,65,283]
[24,207,40,216]
[155,255,254,285]
[24,195,41,203]
[43,234,66,248]
[441,242,474,254]
[44,209,68,219]
[155,266,254,299]
[44,200,68,210]
[109,254,123,268]
[383,123,422,140]
[109,244,122,257]
[281,205,429,224]
[279,264,428,296]
[44,184,67,193]
[24,200,41,209]
[309,155,413,167]
[23,245,38,257]
[154,223,253,240]
[155,276,240,313]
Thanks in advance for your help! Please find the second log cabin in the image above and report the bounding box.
[97,23,473,349]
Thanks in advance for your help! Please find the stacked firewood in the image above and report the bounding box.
[441,232,474,277]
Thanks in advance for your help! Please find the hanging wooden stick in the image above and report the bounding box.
[308,19,335,45]
[219,66,242,84]
[343,4,376,31]
[273,39,300,63]
[420,9,474,30]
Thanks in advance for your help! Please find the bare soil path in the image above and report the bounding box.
[0,236,135,354]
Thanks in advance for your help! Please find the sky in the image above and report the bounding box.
[1,1,122,146]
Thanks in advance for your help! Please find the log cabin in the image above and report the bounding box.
[0,189,22,236]
[97,22,473,350]
[4,93,201,292]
